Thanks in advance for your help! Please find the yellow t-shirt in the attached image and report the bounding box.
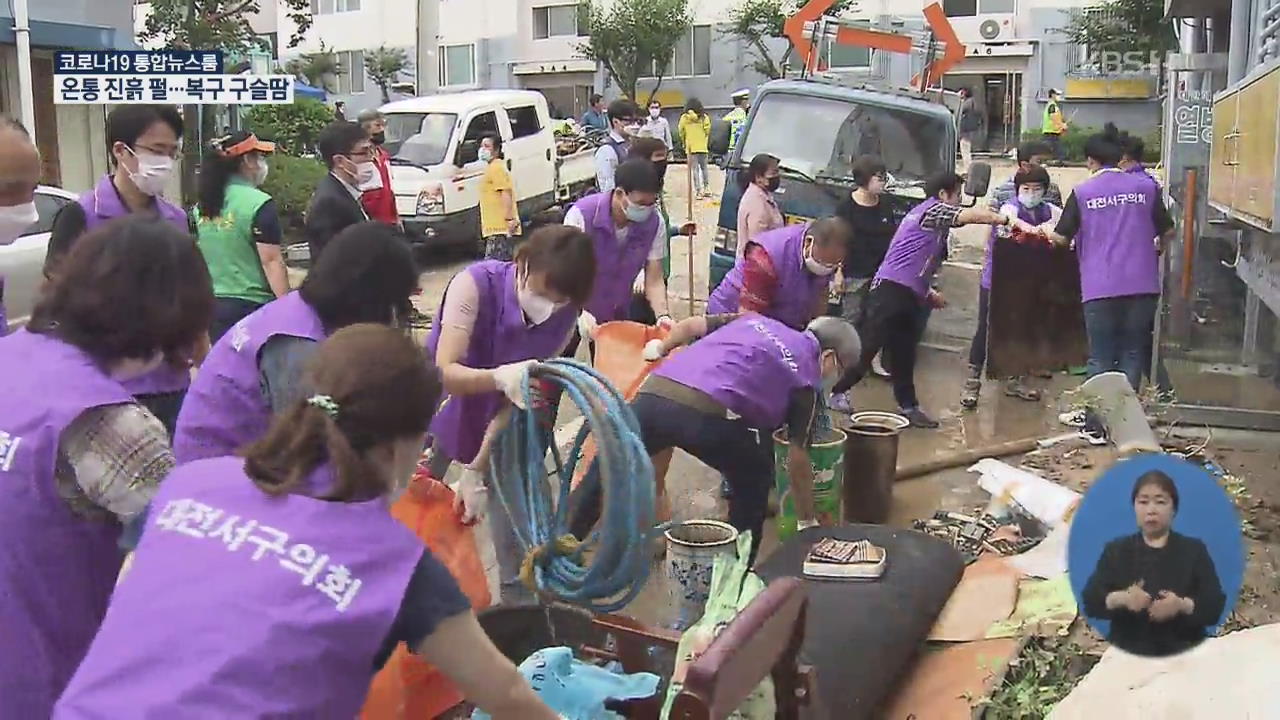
[479,159,521,237]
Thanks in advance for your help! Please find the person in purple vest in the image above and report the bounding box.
[46,104,201,436]
[1049,131,1175,440]
[54,325,557,720]
[564,159,672,357]
[0,116,42,336]
[423,224,594,605]
[707,217,851,331]
[832,171,1043,429]
[0,217,213,718]
[614,313,862,563]
[173,221,418,466]
[962,165,1063,410]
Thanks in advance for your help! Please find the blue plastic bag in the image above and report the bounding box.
[472,646,660,720]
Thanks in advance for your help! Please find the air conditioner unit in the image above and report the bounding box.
[949,14,1017,45]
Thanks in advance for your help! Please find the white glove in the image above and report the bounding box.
[655,315,674,331]
[492,359,537,409]
[643,338,667,362]
[999,206,1020,226]
[577,311,599,341]
[452,468,488,525]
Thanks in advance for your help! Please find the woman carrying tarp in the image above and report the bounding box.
[422,225,596,605]
[194,132,291,343]
[0,217,213,718]
[53,325,557,720]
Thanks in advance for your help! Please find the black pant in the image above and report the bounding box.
[968,286,990,369]
[210,297,265,345]
[136,390,185,438]
[568,393,773,564]
[846,280,926,409]
[627,293,657,325]
[1043,132,1064,162]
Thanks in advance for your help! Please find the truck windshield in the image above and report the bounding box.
[738,93,949,183]
[384,112,458,166]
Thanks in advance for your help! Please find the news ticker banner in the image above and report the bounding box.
[53,50,294,105]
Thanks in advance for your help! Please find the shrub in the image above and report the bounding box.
[262,154,327,231]
[245,98,334,155]
[1019,126,1163,165]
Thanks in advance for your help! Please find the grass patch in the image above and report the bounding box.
[971,637,1097,719]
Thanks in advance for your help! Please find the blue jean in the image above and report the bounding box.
[1082,294,1159,392]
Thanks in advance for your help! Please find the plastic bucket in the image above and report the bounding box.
[842,412,908,524]
[665,520,739,629]
[773,428,847,541]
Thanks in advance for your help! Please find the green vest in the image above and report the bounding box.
[194,179,274,305]
[724,107,748,150]
[1042,101,1061,135]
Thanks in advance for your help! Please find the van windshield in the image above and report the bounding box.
[738,93,950,183]
[384,112,458,166]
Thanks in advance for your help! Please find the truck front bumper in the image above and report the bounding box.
[402,207,481,249]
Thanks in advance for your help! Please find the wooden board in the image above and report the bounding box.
[880,638,1022,720]
[986,239,1088,379]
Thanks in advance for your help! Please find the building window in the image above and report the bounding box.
[943,0,1015,15]
[310,0,361,15]
[533,4,584,40]
[335,50,365,94]
[644,24,711,78]
[507,106,543,138]
[439,44,477,87]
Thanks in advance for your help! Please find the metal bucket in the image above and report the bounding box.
[842,412,908,524]
[773,428,847,541]
[665,520,739,629]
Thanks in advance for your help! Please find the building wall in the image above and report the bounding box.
[0,0,137,42]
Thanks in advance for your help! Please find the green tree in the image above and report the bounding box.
[244,98,334,154]
[722,0,856,80]
[578,0,692,101]
[365,46,414,103]
[139,0,314,203]
[285,42,343,93]
[1061,0,1177,57]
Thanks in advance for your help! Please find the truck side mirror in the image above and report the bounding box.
[964,162,992,199]
[454,139,479,167]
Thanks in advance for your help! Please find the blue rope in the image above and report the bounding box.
[487,358,658,613]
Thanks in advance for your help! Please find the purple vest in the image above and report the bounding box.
[981,200,1055,290]
[0,330,133,717]
[708,223,826,330]
[79,174,193,396]
[53,457,423,718]
[173,292,326,464]
[426,261,576,465]
[1072,168,1161,302]
[573,192,661,322]
[654,313,821,429]
[875,197,948,299]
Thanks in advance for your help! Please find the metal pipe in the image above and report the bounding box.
[13,0,36,141]
[1229,0,1253,84]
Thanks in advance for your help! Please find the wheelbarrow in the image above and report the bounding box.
[474,577,813,720]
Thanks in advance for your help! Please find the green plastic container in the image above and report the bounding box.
[709,246,736,295]
[773,428,846,541]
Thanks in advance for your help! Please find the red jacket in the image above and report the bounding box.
[361,146,398,225]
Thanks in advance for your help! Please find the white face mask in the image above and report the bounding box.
[803,240,837,276]
[478,147,494,163]
[354,160,382,191]
[125,147,175,197]
[649,108,661,119]
[0,201,39,245]
[517,272,561,325]
[1018,189,1044,208]
[249,159,269,187]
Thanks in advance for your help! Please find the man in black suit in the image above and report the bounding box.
[305,121,375,262]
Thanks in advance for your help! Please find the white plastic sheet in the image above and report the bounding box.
[969,458,1082,528]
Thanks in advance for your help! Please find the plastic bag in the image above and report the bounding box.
[361,471,493,720]
[472,646,660,720]
[661,532,775,720]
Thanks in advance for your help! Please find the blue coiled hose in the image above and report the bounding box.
[486,358,658,613]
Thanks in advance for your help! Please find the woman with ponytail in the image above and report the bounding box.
[55,324,557,720]
[195,131,290,342]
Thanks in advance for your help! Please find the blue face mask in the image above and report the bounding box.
[624,199,654,223]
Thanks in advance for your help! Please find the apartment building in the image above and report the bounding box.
[0,0,137,191]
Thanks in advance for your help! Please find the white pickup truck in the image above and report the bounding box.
[381,90,598,252]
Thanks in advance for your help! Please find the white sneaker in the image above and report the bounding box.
[1058,410,1087,428]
